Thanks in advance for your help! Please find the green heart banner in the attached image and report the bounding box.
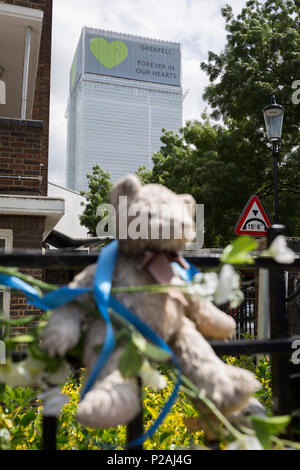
[90,37,128,69]
[82,30,181,86]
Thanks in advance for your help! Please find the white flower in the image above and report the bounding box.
[139,361,167,391]
[227,436,263,450]
[0,428,10,439]
[229,289,244,309]
[266,235,296,264]
[214,264,240,305]
[191,272,219,297]
[172,272,219,299]
[0,359,33,387]
[0,355,70,388]
[170,277,186,287]
[172,265,242,306]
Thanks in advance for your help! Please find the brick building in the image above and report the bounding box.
[0,0,64,322]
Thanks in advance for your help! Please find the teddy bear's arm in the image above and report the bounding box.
[184,296,236,340]
[41,264,98,357]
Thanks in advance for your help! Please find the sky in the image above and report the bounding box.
[49,0,248,186]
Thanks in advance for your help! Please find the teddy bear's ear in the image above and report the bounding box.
[109,174,141,207]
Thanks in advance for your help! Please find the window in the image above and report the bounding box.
[0,230,13,320]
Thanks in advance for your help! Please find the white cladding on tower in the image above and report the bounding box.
[66,27,183,192]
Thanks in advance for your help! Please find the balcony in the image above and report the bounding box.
[0,3,43,120]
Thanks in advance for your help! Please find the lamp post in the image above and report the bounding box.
[263,96,284,224]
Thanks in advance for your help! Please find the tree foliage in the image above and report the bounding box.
[79,165,112,236]
[139,0,300,247]
[201,0,300,143]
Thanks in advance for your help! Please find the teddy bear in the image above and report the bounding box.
[41,174,261,434]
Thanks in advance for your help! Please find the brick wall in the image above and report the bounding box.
[0,0,53,328]
[31,0,52,196]
[10,267,42,335]
[0,214,45,332]
[0,215,45,248]
[1,0,52,196]
[0,118,43,195]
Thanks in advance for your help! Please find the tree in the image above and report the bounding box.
[139,0,300,247]
[201,0,300,144]
[139,118,269,246]
[80,165,112,236]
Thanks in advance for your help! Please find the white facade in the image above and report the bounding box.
[48,182,88,239]
[66,28,183,192]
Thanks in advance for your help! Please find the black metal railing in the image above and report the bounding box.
[1,225,300,450]
[223,277,257,339]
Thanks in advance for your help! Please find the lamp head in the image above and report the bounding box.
[263,95,284,142]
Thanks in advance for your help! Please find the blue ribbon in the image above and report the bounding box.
[0,242,198,447]
[81,240,118,399]
[172,259,199,282]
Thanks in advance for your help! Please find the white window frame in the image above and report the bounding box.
[0,229,13,318]
[0,79,6,105]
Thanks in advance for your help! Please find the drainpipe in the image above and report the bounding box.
[21,26,32,120]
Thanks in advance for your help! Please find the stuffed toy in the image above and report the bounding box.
[41,174,261,435]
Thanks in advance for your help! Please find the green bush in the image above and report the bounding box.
[0,373,205,450]
[0,356,290,450]
[223,355,272,410]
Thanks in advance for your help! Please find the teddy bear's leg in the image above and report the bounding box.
[76,367,140,428]
[171,317,260,415]
[185,297,237,340]
[76,317,141,428]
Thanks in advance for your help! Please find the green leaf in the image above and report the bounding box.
[221,236,257,264]
[0,315,36,326]
[251,420,271,450]
[28,343,47,361]
[28,343,62,373]
[20,411,36,427]
[57,435,69,445]
[118,341,142,378]
[131,333,171,362]
[143,405,158,419]
[250,414,291,450]
[159,430,173,443]
[253,414,291,434]
[6,335,35,344]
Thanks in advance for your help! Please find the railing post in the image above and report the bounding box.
[126,378,143,450]
[42,416,57,450]
[267,225,291,416]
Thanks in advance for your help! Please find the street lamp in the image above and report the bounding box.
[263,95,285,224]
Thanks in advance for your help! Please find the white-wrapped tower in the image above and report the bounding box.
[66,27,183,191]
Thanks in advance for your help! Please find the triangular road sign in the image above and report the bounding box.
[235,195,271,236]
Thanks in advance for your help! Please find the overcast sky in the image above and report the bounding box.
[49,0,248,186]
